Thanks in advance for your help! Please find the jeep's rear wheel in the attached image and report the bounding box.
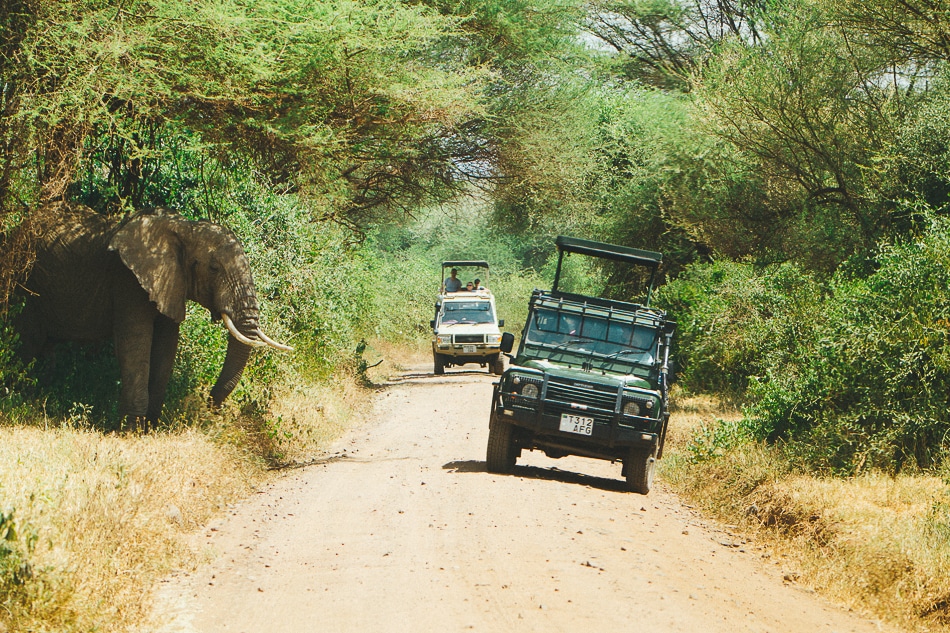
[486,415,517,473]
[433,352,446,375]
[490,354,505,375]
[624,447,656,494]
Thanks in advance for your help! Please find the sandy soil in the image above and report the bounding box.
[150,365,891,633]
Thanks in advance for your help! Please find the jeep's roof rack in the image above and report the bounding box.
[552,236,663,306]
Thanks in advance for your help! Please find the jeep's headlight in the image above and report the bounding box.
[437,334,452,346]
[623,401,640,416]
[486,333,502,345]
[511,375,541,398]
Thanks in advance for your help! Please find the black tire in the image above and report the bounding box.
[486,415,517,473]
[433,352,445,375]
[624,447,657,494]
[490,354,505,375]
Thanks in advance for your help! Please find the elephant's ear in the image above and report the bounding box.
[109,214,188,322]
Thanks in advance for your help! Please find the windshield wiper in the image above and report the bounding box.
[545,338,584,351]
[602,348,648,361]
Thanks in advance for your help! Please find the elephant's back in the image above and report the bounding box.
[26,206,120,341]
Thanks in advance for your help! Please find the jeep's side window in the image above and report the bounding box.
[560,313,581,335]
[580,318,606,340]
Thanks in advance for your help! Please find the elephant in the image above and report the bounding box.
[15,202,292,429]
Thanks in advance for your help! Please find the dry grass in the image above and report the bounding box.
[0,365,379,632]
[0,426,261,632]
[663,396,950,633]
[266,370,377,465]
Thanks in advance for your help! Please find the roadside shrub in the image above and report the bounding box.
[0,305,35,419]
[655,260,821,401]
[748,215,950,472]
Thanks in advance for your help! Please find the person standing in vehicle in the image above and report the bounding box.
[443,268,462,292]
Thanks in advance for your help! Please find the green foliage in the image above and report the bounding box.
[1,0,491,306]
[682,417,757,464]
[656,260,821,399]
[368,201,549,346]
[664,214,950,473]
[748,215,950,472]
[0,307,34,418]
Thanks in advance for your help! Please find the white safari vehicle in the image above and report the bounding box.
[431,260,505,375]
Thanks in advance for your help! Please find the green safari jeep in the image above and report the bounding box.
[486,236,675,494]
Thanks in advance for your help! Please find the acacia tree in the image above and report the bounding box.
[691,0,936,269]
[0,0,489,303]
[583,0,768,89]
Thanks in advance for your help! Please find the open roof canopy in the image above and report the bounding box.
[442,260,489,269]
[552,236,663,307]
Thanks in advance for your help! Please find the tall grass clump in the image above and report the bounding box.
[0,426,261,632]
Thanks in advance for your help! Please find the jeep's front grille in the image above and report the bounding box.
[454,334,484,344]
[542,378,617,423]
[545,379,617,410]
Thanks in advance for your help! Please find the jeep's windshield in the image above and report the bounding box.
[439,301,495,325]
[523,308,658,368]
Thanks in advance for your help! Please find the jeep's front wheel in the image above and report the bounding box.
[486,415,517,473]
[433,352,446,375]
[624,447,656,494]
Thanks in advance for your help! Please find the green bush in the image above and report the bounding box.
[655,260,821,401]
[664,215,950,472]
[749,215,950,472]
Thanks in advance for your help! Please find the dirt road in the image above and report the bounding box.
[152,366,888,633]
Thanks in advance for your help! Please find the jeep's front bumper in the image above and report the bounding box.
[493,371,662,456]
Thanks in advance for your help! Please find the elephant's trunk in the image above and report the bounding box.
[209,334,253,408]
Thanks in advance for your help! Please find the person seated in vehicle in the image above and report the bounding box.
[473,278,484,290]
[443,268,462,293]
[465,281,475,291]
[560,313,581,336]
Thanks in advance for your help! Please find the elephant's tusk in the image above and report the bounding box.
[252,328,294,352]
[221,313,267,348]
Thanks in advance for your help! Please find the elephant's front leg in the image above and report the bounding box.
[147,314,180,424]
[113,272,158,428]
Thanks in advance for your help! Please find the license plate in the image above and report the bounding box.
[462,345,477,353]
[560,413,594,436]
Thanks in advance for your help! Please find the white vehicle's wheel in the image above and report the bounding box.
[433,352,446,375]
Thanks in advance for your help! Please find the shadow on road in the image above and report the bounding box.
[442,460,629,493]
[380,369,495,386]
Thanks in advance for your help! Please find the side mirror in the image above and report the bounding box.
[498,319,505,328]
[500,331,515,354]
[430,320,435,329]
